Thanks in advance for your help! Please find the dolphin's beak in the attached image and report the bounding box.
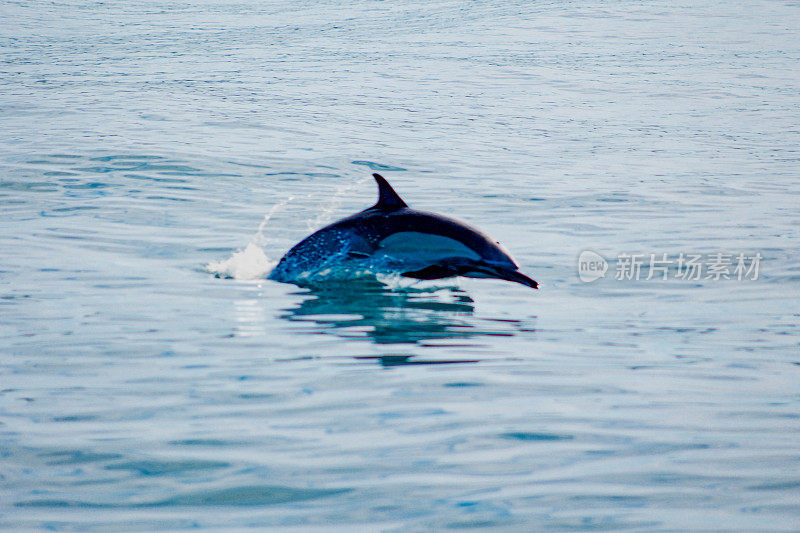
[463,263,539,289]
[403,258,539,290]
[488,267,539,289]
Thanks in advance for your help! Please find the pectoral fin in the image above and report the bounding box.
[401,263,462,280]
[401,257,473,280]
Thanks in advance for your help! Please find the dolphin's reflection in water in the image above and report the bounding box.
[279,280,527,366]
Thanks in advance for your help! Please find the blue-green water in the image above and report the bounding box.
[2,1,799,530]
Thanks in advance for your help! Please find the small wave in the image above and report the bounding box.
[16,485,349,509]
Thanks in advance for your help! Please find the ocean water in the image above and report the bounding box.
[2,0,800,530]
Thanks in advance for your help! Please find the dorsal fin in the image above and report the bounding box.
[368,173,408,212]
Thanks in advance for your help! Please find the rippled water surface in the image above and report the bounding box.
[2,1,800,530]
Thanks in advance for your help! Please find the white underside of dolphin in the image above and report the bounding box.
[268,173,538,289]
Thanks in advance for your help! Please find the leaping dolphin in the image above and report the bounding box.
[268,173,538,289]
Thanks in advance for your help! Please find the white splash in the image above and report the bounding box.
[306,176,369,231]
[206,242,275,280]
[206,196,295,280]
[207,176,370,282]
[253,196,294,247]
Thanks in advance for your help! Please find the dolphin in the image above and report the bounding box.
[268,173,538,289]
